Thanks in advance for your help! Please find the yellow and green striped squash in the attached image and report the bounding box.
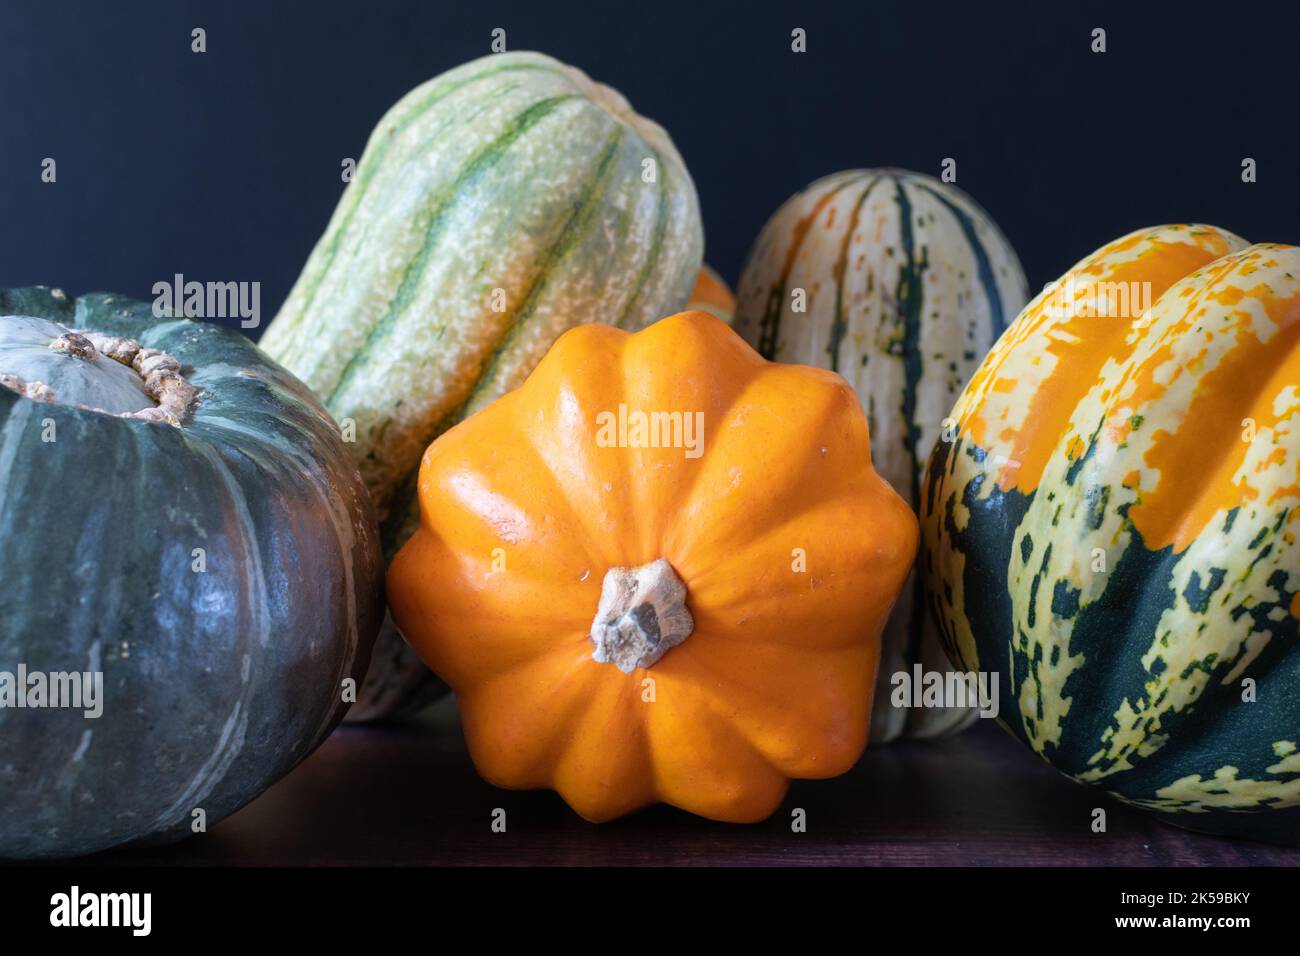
[733,169,1028,742]
[921,224,1300,843]
[260,51,704,720]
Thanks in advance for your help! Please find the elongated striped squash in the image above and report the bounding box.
[733,169,1028,742]
[921,225,1300,844]
[260,51,704,720]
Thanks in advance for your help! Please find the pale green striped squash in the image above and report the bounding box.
[260,51,704,720]
[733,169,1028,743]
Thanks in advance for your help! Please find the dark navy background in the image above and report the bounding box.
[2,0,1299,334]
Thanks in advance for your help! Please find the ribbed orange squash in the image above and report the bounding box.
[388,311,917,822]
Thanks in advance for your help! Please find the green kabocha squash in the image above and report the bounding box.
[259,50,704,721]
[922,225,1300,844]
[0,287,382,859]
[733,169,1028,742]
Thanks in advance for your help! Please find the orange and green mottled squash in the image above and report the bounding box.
[922,225,1300,844]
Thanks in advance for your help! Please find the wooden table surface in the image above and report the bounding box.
[83,701,1300,866]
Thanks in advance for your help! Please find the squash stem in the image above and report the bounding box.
[589,558,693,673]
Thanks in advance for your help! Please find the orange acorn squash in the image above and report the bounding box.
[388,311,917,822]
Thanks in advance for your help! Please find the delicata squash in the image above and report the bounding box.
[388,311,917,822]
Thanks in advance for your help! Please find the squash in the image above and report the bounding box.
[0,287,382,859]
[921,225,1300,844]
[686,264,736,323]
[733,169,1028,741]
[387,311,918,822]
[259,50,704,721]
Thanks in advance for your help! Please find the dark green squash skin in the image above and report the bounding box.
[0,288,382,859]
[924,434,1300,846]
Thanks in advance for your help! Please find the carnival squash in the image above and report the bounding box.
[259,51,704,720]
[0,287,383,859]
[922,225,1300,844]
[388,311,918,822]
[734,169,1028,741]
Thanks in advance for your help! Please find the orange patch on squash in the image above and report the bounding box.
[1127,281,1300,552]
[1270,485,1300,506]
[962,230,1237,494]
[1259,446,1287,472]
